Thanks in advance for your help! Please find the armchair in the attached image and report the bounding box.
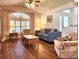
[9,33,18,39]
[21,29,33,39]
[23,29,33,35]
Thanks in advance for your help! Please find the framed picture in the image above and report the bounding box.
[47,15,52,23]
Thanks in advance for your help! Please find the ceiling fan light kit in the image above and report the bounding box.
[26,3,31,8]
[26,0,40,8]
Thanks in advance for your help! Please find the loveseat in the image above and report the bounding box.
[36,29,61,43]
[54,40,78,58]
[54,32,78,58]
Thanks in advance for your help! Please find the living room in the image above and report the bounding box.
[0,0,78,59]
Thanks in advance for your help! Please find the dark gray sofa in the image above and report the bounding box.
[37,31,61,42]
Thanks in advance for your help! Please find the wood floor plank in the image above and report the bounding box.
[1,39,58,59]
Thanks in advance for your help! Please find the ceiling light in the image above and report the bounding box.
[30,4,35,8]
[26,3,30,8]
[26,0,40,8]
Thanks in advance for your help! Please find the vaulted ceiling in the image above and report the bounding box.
[0,0,74,13]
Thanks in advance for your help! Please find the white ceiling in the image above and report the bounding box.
[0,0,74,13]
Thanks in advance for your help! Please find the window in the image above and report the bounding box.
[26,21,30,29]
[9,12,30,33]
[16,21,20,32]
[21,21,25,32]
[63,16,69,27]
[9,20,15,33]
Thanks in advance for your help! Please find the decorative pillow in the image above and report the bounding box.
[45,28,52,34]
[69,32,78,41]
[54,29,58,32]
[41,29,45,34]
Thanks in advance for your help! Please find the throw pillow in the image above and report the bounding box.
[54,29,58,32]
[41,29,45,34]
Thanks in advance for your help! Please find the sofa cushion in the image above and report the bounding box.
[38,33,48,39]
[48,32,61,37]
[61,46,78,52]
[64,41,78,47]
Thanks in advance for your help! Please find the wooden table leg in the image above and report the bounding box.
[29,40,30,48]
[35,38,39,50]
[37,39,39,49]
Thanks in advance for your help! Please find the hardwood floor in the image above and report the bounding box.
[1,39,58,59]
[0,41,2,59]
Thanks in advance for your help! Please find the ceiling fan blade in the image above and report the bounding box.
[35,0,40,3]
[26,0,31,3]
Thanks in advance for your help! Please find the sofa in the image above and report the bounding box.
[36,29,61,42]
[54,40,78,58]
[54,32,78,58]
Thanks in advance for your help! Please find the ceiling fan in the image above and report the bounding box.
[26,0,40,8]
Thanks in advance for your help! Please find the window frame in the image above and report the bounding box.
[9,20,30,33]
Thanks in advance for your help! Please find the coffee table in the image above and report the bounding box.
[23,35,39,49]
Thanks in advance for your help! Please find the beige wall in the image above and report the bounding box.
[2,9,9,37]
[34,12,42,30]
[0,9,2,39]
